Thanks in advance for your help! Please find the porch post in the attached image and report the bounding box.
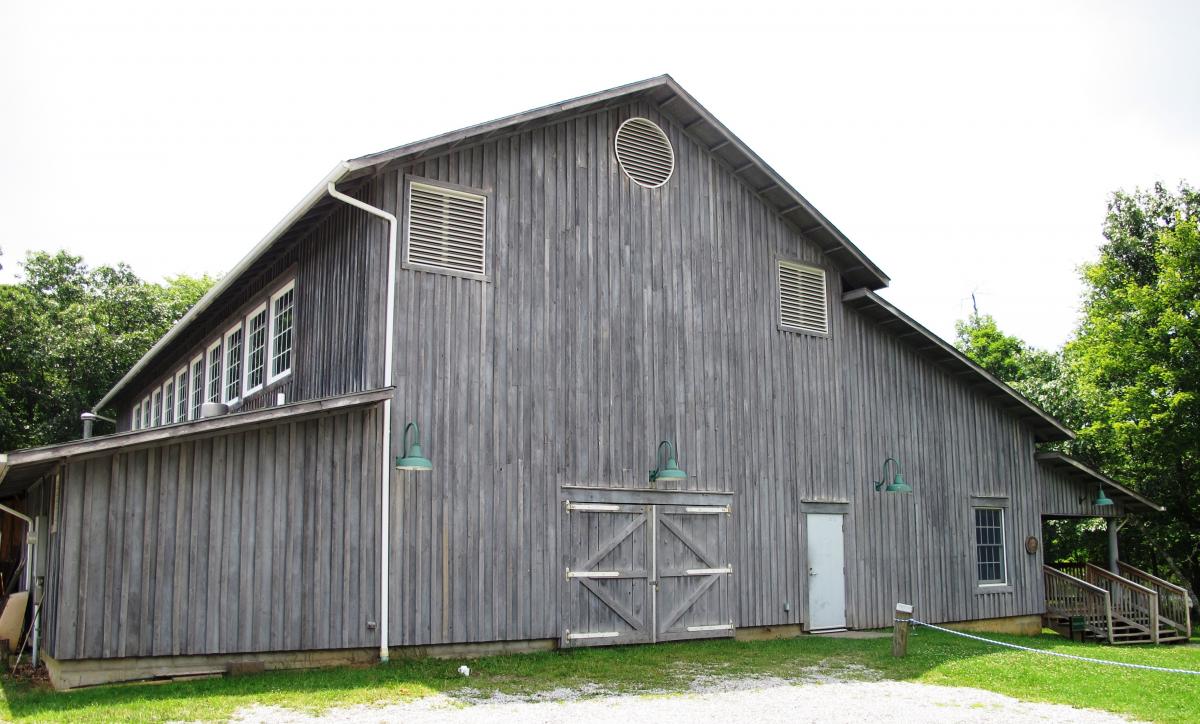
[1106,517,1119,573]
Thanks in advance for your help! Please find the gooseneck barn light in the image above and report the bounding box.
[649,440,687,483]
[1093,486,1114,507]
[873,457,912,493]
[396,422,433,471]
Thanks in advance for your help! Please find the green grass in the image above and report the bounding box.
[1,629,1197,723]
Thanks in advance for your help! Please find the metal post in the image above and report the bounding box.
[1107,518,1119,574]
[893,602,913,657]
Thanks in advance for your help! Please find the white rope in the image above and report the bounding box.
[898,618,1200,675]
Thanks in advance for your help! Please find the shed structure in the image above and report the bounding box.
[0,76,1177,688]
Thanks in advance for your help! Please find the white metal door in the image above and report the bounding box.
[806,513,846,631]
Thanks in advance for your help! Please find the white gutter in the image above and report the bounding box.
[326,182,398,663]
[91,161,352,414]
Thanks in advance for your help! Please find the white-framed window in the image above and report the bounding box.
[151,388,162,427]
[133,403,142,430]
[244,303,268,395]
[162,380,175,425]
[223,323,244,404]
[190,354,204,419]
[974,507,1008,585]
[777,260,829,336]
[175,367,189,422]
[206,340,223,404]
[141,396,151,429]
[268,280,295,383]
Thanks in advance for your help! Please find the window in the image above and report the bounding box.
[974,507,1007,585]
[142,397,151,429]
[151,389,162,427]
[206,340,223,403]
[405,181,487,277]
[268,281,294,383]
[162,380,175,425]
[244,304,268,394]
[133,403,142,431]
[224,324,244,403]
[175,367,189,422]
[190,355,204,419]
[777,260,829,335]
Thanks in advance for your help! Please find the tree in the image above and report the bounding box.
[1068,183,1200,606]
[0,251,214,451]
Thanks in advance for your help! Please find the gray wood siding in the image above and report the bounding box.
[44,405,381,660]
[1039,464,1128,518]
[374,99,1050,642]
[114,186,387,430]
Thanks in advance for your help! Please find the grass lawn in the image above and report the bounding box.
[1,628,1197,723]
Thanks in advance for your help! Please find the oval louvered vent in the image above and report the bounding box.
[777,261,829,335]
[406,181,487,276]
[615,117,674,188]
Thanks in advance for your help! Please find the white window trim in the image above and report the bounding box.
[267,279,295,385]
[223,322,244,405]
[206,339,223,404]
[132,403,141,431]
[973,506,1009,587]
[161,380,174,425]
[189,354,204,418]
[174,366,189,422]
[141,396,151,429]
[243,302,269,396]
[151,388,162,427]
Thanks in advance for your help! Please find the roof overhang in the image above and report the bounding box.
[3,389,392,497]
[1036,452,1165,514]
[842,288,1074,443]
[93,74,889,413]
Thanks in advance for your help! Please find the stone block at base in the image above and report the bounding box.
[940,614,1043,637]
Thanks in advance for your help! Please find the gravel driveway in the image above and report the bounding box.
[232,673,1138,723]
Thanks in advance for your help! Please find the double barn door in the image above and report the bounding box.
[560,495,734,647]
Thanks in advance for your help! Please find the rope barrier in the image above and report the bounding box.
[898,618,1200,675]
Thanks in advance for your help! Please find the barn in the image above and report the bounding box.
[0,75,1184,689]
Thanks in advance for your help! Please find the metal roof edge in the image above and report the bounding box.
[1035,452,1166,513]
[92,161,352,413]
[842,287,1074,442]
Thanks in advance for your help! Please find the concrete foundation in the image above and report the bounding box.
[940,614,1043,637]
[735,624,804,641]
[44,638,558,690]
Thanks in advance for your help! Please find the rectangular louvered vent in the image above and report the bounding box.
[777,261,829,335]
[406,181,487,276]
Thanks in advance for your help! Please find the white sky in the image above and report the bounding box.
[2,1,1197,351]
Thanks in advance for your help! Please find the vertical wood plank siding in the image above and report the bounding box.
[71,97,1056,659]
[44,406,380,660]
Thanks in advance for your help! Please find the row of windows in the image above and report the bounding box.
[132,280,295,430]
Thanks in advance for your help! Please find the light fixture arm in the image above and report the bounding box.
[403,421,421,452]
[874,457,901,492]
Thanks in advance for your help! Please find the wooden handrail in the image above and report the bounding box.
[1083,564,1159,643]
[1083,563,1158,596]
[1043,565,1114,644]
[1044,565,1108,595]
[1118,561,1189,597]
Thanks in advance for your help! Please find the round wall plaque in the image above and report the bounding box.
[1025,536,1040,555]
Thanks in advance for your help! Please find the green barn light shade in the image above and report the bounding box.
[649,440,687,483]
[1094,486,1114,507]
[873,457,912,493]
[395,421,433,471]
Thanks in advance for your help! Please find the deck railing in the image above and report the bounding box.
[1043,565,1113,643]
[1056,562,1159,643]
[1118,561,1192,639]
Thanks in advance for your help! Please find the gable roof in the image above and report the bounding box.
[92,74,889,413]
[842,288,1074,442]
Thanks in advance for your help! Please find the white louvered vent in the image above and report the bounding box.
[777,261,829,335]
[615,117,675,189]
[405,181,487,276]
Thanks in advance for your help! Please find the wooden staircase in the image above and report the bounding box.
[1043,562,1192,645]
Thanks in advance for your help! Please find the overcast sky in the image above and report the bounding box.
[2,1,1197,350]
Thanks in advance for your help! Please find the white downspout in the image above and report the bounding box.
[326,182,398,663]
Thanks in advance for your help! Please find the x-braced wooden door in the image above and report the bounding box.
[654,504,734,640]
[560,502,653,646]
[560,498,734,647]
